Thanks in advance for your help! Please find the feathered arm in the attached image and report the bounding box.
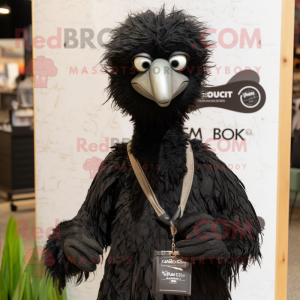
[176,140,262,285]
[44,151,122,293]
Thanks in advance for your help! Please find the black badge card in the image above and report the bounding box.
[152,251,192,296]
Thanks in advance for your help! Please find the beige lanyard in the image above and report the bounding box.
[127,142,194,255]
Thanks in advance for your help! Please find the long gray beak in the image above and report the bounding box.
[131,59,189,107]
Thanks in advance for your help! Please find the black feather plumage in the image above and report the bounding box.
[44,7,262,300]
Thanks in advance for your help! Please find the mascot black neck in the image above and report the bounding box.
[130,119,187,164]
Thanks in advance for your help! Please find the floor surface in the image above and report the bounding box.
[287,207,300,300]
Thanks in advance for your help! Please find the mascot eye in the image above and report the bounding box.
[133,56,152,72]
[169,53,189,71]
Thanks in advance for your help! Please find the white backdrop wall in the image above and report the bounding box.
[33,0,282,299]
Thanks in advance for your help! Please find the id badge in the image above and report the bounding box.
[152,250,192,296]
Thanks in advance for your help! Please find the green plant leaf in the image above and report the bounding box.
[38,277,49,300]
[1,215,67,300]
[32,273,42,300]
[4,214,16,298]
[62,288,67,300]
[23,271,33,300]
[11,219,23,298]
[0,237,10,299]
[48,277,58,300]
[0,270,8,299]
[59,285,67,300]
[18,232,25,272]
[4,215,14,245]
[54,280,67,300]
[12,271,26,300]
[24,240,44,299]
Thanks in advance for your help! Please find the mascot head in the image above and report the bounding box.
[102,7,211,128]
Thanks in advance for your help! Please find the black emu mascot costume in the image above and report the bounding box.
[45,8,262,300]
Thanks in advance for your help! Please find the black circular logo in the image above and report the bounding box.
[238,86,261,108]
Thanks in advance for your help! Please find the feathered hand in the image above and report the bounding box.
[175,213,230,259]
[63,225,103,272]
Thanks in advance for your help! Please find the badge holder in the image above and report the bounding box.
[152,250,192,296]
[127,142,194,296]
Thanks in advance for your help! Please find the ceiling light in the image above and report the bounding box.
[0,5,10,14]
